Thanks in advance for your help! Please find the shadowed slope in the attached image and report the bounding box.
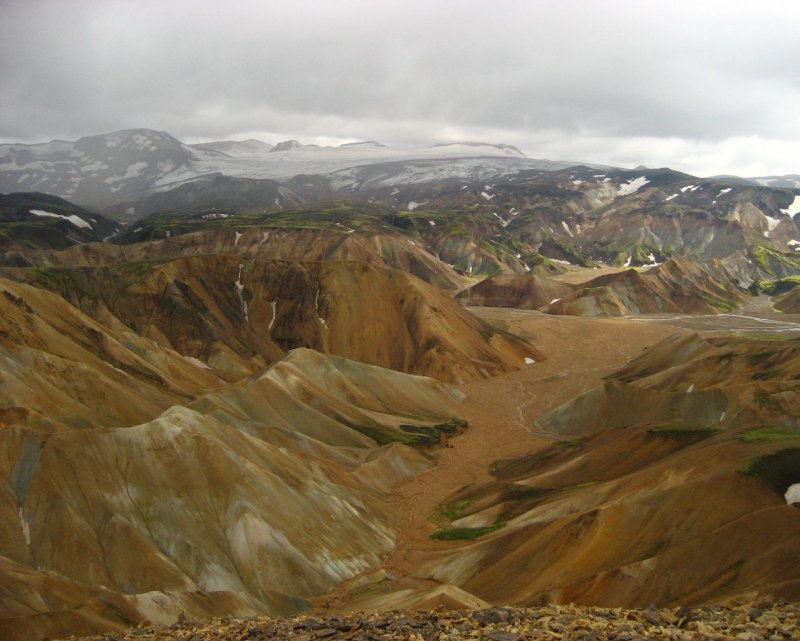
[418,333,800,607]
[546,257,746,316]
[0,348,465,639]
[15,256,541,383]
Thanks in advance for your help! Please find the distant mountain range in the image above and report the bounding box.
[0,129,553,209]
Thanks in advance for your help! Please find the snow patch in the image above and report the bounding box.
[763,213,781,236]
[780,195,800,217]
[182,355,210,369]
[234,231,242,246]
[19,507,30,546]
[550,298,561,305]
[492,212,509,227]
[524,357,536,365]
[786,483,800,505]
[480,191,495,200]
[428,220,436,226]
[29,209,92,230]
[571,179,584,185]
[624,256,632,267]
[234,264,249,323]
[717,188,732,197]
[561,221,574,237]
[617,176,650,196]
[664,194,678,202]
[268,301,277,331]
[407,200,427,211]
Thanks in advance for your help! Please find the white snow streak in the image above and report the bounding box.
[268,301,277,331]
[19,507,30,546]
[29,209,92,229]
[780,195,800,217]
[234,264,249,323]
[182,355,211,369]
[617,176,650,196]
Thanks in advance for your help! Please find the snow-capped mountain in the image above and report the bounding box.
[0,129,580,208]
[189,139,274,157]
[751,174,800,189]
[0,129,226,208]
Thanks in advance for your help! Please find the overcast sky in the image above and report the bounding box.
[2,0,799,177]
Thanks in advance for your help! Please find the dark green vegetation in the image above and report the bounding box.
[429,524,505,541]
[490,439,585,480]
[738,426,800,443]
[740,448,800,497]
[361,417,468,447]
[647,423,725,438]
[0,192,117,253]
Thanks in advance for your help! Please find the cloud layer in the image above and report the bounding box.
[2,0,800,176]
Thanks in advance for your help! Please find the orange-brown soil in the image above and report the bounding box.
[314,310,684,610]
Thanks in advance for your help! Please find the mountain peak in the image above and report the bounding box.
[269,139,305,153]
[339,140,387,148]
[431,141,527,158]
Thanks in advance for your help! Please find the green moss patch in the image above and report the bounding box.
[429,524,505,541]
[491,439,585,480]
[739,448,800,497]
[647,423,724,438]
[739,426,800,443]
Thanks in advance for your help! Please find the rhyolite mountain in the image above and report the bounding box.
[2,129,800,641]
[2,128,799,282]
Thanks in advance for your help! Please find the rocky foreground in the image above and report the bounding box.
[61,604,799,641]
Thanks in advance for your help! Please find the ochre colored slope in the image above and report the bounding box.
[15,256,540,383]
[546,257,746,317]
[457,273,572,309]
[0,347,466,638]
[414,329,800,608]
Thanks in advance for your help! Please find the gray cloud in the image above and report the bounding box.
[2,0,800,176]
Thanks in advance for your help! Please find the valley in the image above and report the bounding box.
[0,129,799,640]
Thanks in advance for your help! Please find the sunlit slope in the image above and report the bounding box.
[418,333,800,607]
[0,346,466,637]
[17,256,540,383]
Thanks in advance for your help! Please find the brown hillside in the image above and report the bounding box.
[11,257,540,383]
[546,257,746,316]
[0,348,466,639]
[456,273,572,309]
[415,332,800,608]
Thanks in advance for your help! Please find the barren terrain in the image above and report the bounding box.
[314,311,686,611]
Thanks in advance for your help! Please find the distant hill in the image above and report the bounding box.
[0,192,118,255]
